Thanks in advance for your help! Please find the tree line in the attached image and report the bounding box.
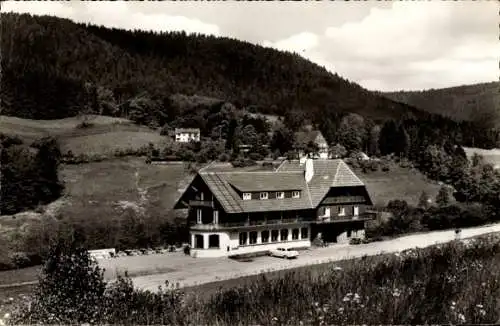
[0,134,64,215]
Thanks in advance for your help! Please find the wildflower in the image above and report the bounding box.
[476,304,483,309]
[392,288,401,298]
[338,307,344,313]
[272,316,278,321]
[451,301,456,306]
[343,296,350,302]
[481,282,486,287]
[458,313,465,322]
[314,302,320,307]
[479,309,486,316]
[334,266,343,271]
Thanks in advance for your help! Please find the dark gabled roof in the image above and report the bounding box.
[199,171,312,213]
[227,172,304,192]
[174,159,371,214]
[295,130,320,144]
[277,159,366,207]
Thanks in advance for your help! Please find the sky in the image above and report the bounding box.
[2,1,499,92]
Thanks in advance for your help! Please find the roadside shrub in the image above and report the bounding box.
[9,252,31,269]
[183,245,190,256]
[75,121,94,129]
[11,238,107,324]
[248,152,264,161]
[218,152,230,162]
[231,158,257,168]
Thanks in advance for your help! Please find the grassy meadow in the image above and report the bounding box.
[0,115,169,157]
[354,163,442,207]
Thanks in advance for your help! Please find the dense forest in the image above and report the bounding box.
[382,82,500,129]
[1,12,427,122]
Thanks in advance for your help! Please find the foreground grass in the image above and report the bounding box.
[8,234,500,325]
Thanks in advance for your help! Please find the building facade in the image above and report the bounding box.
[174,128,201,143]
[174,159,375,258]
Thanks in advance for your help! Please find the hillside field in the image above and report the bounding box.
[464,147,500,169]
[0,115,169,156]
[353,164,442,207]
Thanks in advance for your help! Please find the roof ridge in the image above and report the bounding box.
[332,160,342,184]
[200,170,303,175]
[338,160,365,185]
[274,159,288,172]
[199,160,215,173]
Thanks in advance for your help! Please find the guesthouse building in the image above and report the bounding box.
[174,158,375,257]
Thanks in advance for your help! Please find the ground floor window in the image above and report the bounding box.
[239,232,248,246]
[301,227,308,239]
[208,234,219,248]
[292,228,299,240]
[280,229,289,241]
[261,230,269,243]
[271,230,279,242]
[194,234,204,249]
[249,231,258,244]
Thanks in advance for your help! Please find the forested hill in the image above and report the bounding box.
[1,12,427,123]
[382,82,500,128]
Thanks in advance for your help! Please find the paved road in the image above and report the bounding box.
[130,222,500,292]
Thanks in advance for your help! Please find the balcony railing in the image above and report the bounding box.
[190,217,309,230]
[314,213,376,224]
[189,200,214,208]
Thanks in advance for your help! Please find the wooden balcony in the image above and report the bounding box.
[314,213,376,224]
[189,200,214,208]
[190,217,311,231]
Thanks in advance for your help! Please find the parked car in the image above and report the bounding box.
[269,247,299,259]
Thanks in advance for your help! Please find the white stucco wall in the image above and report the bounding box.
[189,226,311,258]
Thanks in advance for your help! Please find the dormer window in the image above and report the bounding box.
[243,193,252,200]
[292,191,300,199]
[276,192,284,199]
[260,192,268,200]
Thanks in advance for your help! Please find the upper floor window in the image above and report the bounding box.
[292,191,300,199]
[276,192,284,199]
[200,192,204,200]
[260,192,268,200]
[338,207,346,216]
[243,193,252,200]
[213,210,219,224]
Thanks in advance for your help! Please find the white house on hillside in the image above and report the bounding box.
[175,128,200,143]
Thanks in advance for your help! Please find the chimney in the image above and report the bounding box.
[304,158,314,183]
